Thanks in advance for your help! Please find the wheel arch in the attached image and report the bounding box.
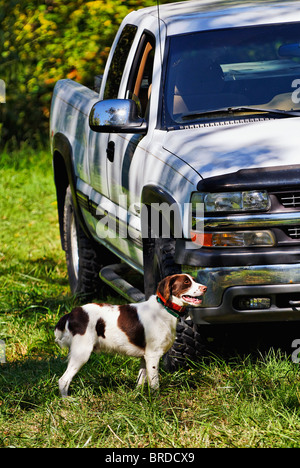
[141,184,183,240]
[52,132,90,248]
[141,185,183,297]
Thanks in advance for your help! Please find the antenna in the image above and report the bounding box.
[157,0,166,127]
[157,0,163,67]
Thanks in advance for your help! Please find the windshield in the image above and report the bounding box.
[163,23,300,127]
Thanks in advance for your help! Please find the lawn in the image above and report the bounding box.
[1,147,300,448]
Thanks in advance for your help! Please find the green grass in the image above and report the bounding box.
[1,147,300,448]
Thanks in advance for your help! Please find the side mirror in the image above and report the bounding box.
[89,99,148,134]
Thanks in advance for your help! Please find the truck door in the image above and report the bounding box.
[106,32,155,240]
[88,24,138,198]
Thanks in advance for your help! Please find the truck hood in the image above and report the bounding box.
[162,117,300,180]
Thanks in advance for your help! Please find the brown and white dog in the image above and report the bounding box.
[55,274,207,397]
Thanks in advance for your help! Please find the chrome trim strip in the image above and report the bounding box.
[193,211,300,229]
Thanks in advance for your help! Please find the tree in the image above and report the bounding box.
[0,0,183,147]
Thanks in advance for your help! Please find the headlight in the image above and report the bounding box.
[192,191,270,213]
[190,190,274,248]
[191,230,276,248]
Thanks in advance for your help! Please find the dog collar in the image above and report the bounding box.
[156,293,186,319]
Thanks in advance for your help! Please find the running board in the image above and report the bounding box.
[99,264,145,303]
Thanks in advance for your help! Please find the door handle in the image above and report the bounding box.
[106,141,115,162]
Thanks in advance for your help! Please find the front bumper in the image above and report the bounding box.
[180,262,300,324]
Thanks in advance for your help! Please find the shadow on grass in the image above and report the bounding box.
[199,321,300,359]
[1,321,299,394]
[0,357,67,408]
[0,353,141,406]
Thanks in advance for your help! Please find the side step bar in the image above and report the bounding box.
[100,264,145,303]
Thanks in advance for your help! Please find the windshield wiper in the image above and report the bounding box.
[181,106,300,120]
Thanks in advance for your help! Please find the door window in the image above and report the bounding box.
[126,33,155,118]
[104,24,137,100]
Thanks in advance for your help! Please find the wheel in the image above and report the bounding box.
[162,317,205,372]
[143,236,205,371]
[63,186,113,299]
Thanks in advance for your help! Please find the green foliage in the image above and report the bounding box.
[0,0,182,146]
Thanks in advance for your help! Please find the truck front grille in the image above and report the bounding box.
[275,191,300,242]
[286,226,300,240]
[277,192,300,208]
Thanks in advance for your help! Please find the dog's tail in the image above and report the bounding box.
[55,313,72,349]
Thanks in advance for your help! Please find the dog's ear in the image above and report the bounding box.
[156,276,174,301]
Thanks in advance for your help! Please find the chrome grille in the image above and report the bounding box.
[277,192,300,208]
[287,226,300,239]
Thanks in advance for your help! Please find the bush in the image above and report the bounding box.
[0,0,182,147]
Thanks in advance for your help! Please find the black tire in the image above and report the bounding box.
[162,318,205,372]
[144,236,205,371]
[63,186,112,299]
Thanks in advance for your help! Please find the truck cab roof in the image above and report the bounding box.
[128,0,300,35]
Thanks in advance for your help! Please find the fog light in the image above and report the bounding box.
[238,297,271,310]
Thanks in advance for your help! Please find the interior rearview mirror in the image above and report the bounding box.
[278,43,300,58]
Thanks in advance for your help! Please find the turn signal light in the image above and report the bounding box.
[191,230,275,248]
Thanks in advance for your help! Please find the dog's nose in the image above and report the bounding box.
[201,286,207,293]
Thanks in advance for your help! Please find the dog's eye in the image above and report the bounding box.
[184,279,190,284]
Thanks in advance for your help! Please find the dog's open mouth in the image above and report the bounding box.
[182,295,203,305]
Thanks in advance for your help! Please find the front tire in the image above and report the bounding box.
[144,236,205,371]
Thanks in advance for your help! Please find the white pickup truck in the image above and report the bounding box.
[50,0,300,367]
